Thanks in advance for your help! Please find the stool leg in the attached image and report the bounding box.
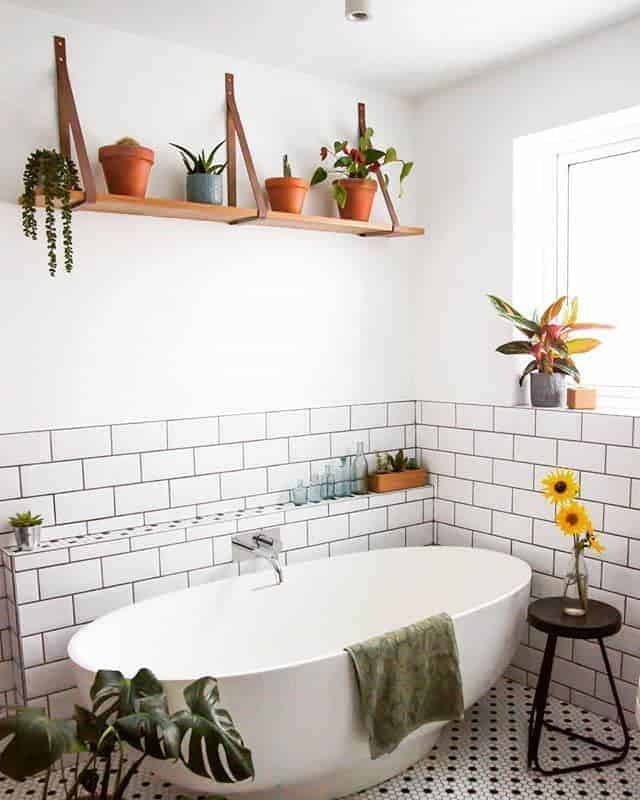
[527,633,556,768]
[532,638,631,774]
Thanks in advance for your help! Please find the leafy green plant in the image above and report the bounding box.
[9,511,43,528]
[21,149,81,276]
[310,128,413,208]
[0,667,253,800]
[170,141,227,175]
[407,457,418,470]
[375,452,390,474]
[283,154,292,178]
[488,295,613,385]
[386,448,410,473]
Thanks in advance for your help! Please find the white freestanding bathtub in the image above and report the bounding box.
[69,547,531,800]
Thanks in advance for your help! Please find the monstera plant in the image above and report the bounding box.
[0,668,253,800]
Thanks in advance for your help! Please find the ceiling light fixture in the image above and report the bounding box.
[345,0,372,22]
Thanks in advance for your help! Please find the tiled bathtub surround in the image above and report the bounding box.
[418,400,640,727]
[0,401,431,716]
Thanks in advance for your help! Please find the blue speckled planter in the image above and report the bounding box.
[186,173,223,205]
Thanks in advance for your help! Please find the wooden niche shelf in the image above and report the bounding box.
[21,37,425,240]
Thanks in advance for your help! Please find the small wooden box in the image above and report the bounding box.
[567,386,597,410]
[368,468,427,493]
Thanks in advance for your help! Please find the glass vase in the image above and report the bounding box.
[563,547,589,616]
[351,441,369,495]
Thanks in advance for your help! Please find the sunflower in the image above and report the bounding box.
[556,502,592,536]
[587,529,605,554]
[542,469,579,505]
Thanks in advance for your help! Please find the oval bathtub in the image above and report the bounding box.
[69,546,531,800]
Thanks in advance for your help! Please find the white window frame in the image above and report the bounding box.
[513,104,640,403]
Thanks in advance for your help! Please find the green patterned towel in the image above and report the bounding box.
[345,612,464,759]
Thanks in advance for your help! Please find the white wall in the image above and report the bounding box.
[415,15,640,403]
[0,1,420,433]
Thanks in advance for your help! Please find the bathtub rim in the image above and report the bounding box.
[68,546,532,682]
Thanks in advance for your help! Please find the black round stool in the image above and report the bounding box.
[527,597,631,775]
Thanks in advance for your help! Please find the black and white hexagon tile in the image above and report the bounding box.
[3,679,639,800]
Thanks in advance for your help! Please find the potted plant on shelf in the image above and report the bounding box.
[368,449,426,493]
[98,137,155,198]
[170,140,227,204]
[21,149,81,276]
[9,510,43,551]
[310,128,413,222]
[489,295,613,408]
[0,666,254,799]
[265,154,308,214]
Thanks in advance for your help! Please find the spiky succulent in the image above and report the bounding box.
[386,449,410,473]
[170,141,227,175]
[9,511,43,528]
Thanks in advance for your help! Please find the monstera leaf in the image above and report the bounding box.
[91,668,165,722]
[172,677,254,784]
[115,694,181,760]
[0,708,83,780]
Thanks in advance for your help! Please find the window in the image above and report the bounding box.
[514,106,640,401]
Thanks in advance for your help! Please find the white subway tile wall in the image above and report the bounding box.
[418,401,640,726]
[1,401,436,716]
[4,399,640,726]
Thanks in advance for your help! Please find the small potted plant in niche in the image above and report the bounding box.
[98,137,155,198]
[9,510,43,551]
[20,148,80,276]
[265,155,309,214]
[170,141,227,204]
[489,295,613,407]
[541,468,604,616]
[368,449,427,493]
[310,128,413,222]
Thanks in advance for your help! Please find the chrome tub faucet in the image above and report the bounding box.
[231,528,284,584]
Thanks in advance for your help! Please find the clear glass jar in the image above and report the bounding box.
[290,480,308,506]
[563,547,589,616]
[334,456,350,497]
[308,472,322,503]
[321,464,335,500]
[351,441,369,495]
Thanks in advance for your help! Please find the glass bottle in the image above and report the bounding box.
[351,441,369,495]
[334,456,350,497]
[563,547,589,616]
[321,464,335,500]
[291,480,308,506]
[308,472,322,503]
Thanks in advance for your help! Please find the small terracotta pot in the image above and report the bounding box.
[333,178,377,222]
[98,144,155,198]
[265,177,309,214]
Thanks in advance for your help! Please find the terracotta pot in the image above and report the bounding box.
[98,144,154,198]
[265,177,309,214]
[333,178,377,222]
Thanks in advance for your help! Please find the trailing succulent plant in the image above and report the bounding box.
[170,140,227,175]
[9,511,43,528]
[283,154,292,178]
[0,667,254,800]
[21,149,81,277]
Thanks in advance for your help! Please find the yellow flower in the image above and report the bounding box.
[556,502,591,536]
[542,469,579,505]
[587,529,605,554]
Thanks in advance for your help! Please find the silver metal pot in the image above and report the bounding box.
[14,525,42,551]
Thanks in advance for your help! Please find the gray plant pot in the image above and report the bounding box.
[530,372,566,408]
[186,173,223,205]
[14,525,42,551]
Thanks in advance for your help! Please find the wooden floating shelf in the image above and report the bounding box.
[24,190,425,237]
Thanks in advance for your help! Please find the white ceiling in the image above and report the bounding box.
[11,0,640,96]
